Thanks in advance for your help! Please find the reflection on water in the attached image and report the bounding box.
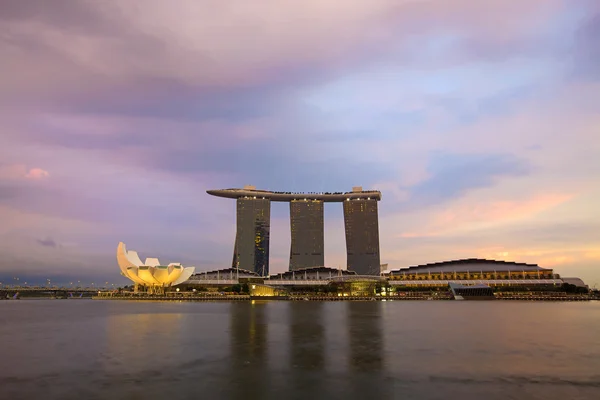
[348,301,383,372]
[289,302,326,397]
[105,312,184,369]
[347,302,389,398]
[229,301,269,399]
[1,300,600,400]
[290,302,325,370]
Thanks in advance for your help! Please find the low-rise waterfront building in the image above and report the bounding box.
[268,266,356,281]
[176,259,584,293]
[386,259,560,287]
[116,247,589,299]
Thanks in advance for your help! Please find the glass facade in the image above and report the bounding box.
[333,280,378,296]
[289,200,324,271]
[232,198,271,276]
[343,199,381,275]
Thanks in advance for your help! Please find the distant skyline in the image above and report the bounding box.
[0,0,599,287]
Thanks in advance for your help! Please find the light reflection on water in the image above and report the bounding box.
[1,300,600,400]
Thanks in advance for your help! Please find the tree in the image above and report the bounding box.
[241,283,250,294]
[560,283,589,294]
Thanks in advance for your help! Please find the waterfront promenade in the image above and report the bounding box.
[4,286,594,302]
[93,291,593,302]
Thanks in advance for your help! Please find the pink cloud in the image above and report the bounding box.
[436,193,575,226]
[473,246,581,269]
[397,193,575,238]
[25,168,50,179]
[0,164,49,180]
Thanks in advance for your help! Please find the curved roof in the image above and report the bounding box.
[269,266,357,279]
[390,258,549,274]
[207,188,381,202]
[328,275,386,282]
[562,277,588,287]
[191,267,260,277]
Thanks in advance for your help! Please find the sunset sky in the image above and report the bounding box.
[1,0,599,286]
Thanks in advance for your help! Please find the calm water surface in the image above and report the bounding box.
[1,300,600,399]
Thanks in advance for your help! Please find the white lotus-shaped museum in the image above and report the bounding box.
[117,242,195,293]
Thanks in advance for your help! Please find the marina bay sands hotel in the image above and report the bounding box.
[207,186,382,276]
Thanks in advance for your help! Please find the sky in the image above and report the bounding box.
[0,0,599,287]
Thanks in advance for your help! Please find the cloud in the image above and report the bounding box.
[397,192,575,238]
[571,6,600,80]
[381,220,600,274]
[0,0,599,286]
[0,164,27,180]
[36,237,57,248]
[0,164,49,180]
[436,193,574,225]
[0,0,584,112]
[25,168,49,179]
[403,152,530,210]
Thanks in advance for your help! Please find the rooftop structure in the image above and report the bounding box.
[561,277,588,288]
[389,258,551,275]
[207,185,382,202]
[189,268,260,281]
[116,242,195,294]
[269,266,357,281]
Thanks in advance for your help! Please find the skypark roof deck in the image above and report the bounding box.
[207,187,382,202]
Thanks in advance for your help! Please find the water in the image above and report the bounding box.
[1,300,600,400]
